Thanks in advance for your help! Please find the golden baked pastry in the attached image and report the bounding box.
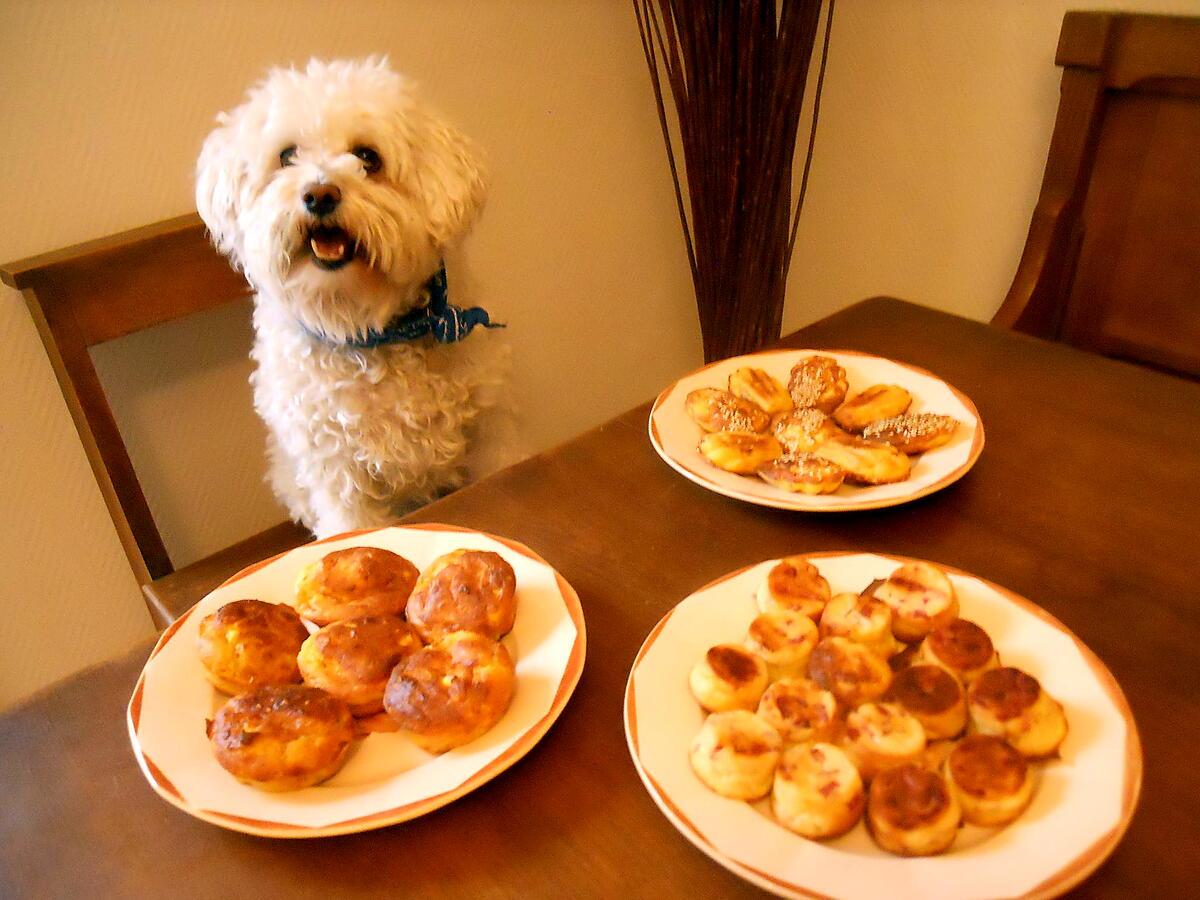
[405,549,517,642]
[756,453,845,495]
[809,435,912,485]
[772,743,864,840]
[872,561,959,643]
[756,678,839,745]
[917,618,999,684]
[756,556,832,621]
[208,684,354,791]
[867,764,961,856]
[698,431,783,474]
[832,384,913,432]
[967,666,1068,759]
[945,734,1035,826]
[293,547,419,625]
[787,355,848,414]
[886,664,967,740]
[862,413,960,454]
[808,636,893,708]
[842,702,927,782]
[772,408,848,454]
[689,643,770,713]
[727,367,792,415]
[689,710,782,800]
[383,630,516,754]
[297,615,424,716]
[818,591,899,659]
[685,388,770,434]
[744,610,819,681]
[197,599,309,696]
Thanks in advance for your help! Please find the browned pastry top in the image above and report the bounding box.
[197,599,309,688]
[305,616,422,683]
[808,639,888,695]
[383,632,514,733]
[771,689,833,730]
[869,764,953,830]
[888,664,963,715]
[970,667,1041,720]
[928,619,995,671]
[405,549,517,641]
[767,558,828,603]
[948,734,1028,797]
[208,685,354,781]
[317,547,420,602]
[705,645,764,685]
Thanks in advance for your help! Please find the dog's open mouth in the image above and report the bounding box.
[307,226,357,270]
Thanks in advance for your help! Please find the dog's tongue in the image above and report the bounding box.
[310,228,350,262]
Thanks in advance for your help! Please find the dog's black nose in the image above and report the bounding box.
[303,184,341,217]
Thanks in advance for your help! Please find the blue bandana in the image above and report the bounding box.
[306,264,503,349]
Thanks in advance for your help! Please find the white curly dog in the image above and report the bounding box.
[196,58,512,538]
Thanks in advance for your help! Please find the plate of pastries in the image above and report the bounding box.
[625,553,1141,900]
[648,349,984,511]
[128,523,585,837]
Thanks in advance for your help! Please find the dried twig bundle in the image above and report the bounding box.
[634,0,835,361]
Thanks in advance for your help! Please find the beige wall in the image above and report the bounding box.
[2,0,1196,706]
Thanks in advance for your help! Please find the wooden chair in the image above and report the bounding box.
[994,11,1200,380]
[0,213,312,628]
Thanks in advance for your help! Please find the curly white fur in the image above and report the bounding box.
[196,57,512,537]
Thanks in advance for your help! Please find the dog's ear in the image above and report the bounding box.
[195,111,249,270]
[409,111,489,251]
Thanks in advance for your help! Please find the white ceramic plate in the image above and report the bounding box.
[128,523,586,838]
[625,552,1141,900]
[648,349,984,511]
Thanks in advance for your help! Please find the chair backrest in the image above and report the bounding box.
[0,213,250,584]
[993,12,1200,379]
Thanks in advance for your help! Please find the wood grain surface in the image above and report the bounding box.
[2,298,1197,899]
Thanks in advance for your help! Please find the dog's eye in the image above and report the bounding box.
[279,145,297,168]
[352,146,382,174]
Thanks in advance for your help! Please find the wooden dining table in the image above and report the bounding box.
[2,297,1197,899]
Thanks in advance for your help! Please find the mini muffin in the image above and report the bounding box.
[917,618,999,684]
[757,556,831,621]
[685,387,771,433]
[757,678,839,745]
[383,630,516,754]
[832,384,913,432]
[698,431,783,474]
[862,413,960,454]
[293,547,420,625]
[810,435,912,485]
[728,367,792,415]
[772,743,864,839]
[968,667,1068,759]
[405,549,517,642]
[873,561,959,643]
[772,408,848,454]
[744,610,819,681]
[819,591,899,659]
[297,616,424,716]
[886,664,967,740]
[756,453,846,495]
[689,644,770,712]
[808,637,893,708]
[689,710,782,800]
[867,764,961,856]
[788,355,848,414]
[208,684,354,791]
[945,734,1035,826]
[843,702,927,782]
[197,599,309,695]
